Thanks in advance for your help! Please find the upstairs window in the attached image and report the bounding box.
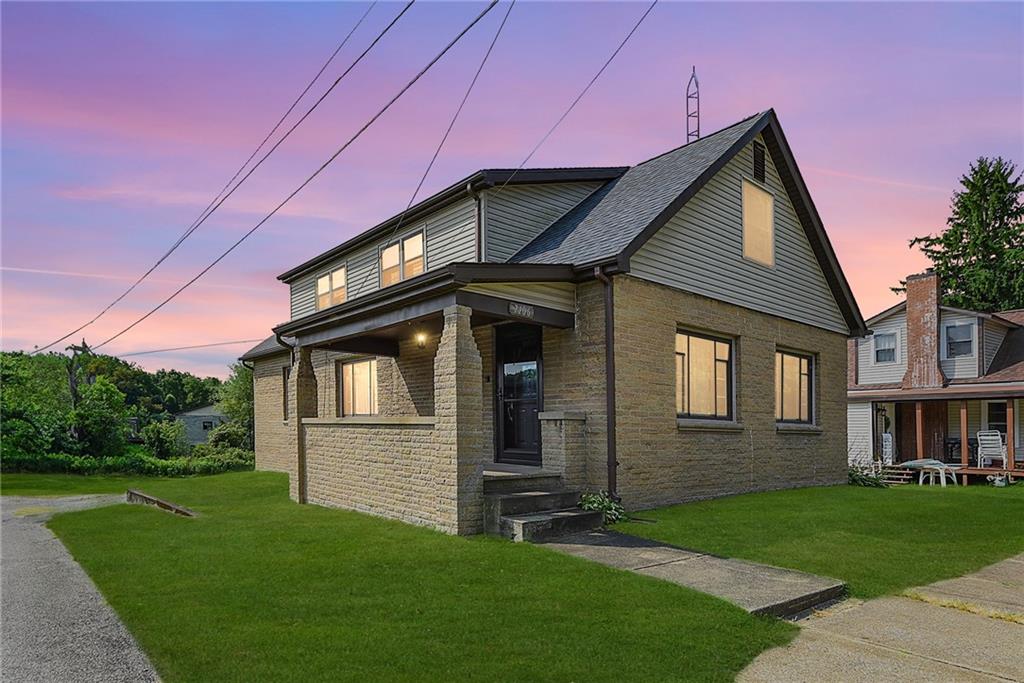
[316,266,347,309]
[775,350,813,423]
[742,179,774,267]
[945,323,974,358]
[873,333,897,364]
[380,231,424,288]
[676,332,733,420]
[339,358,378,416]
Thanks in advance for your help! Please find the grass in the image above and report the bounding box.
[0,472,181,497]
[46,472,795,682]
[619,483,1024,599]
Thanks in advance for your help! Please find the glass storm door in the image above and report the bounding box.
[496,323,542,465]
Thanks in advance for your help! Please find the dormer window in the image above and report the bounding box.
[316,266,347,310]
[742,179,774,267]
[381,231,424,288]
[873,333,897,364]
[944,323,974,359]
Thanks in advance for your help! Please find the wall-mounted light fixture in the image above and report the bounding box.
[415,332,427,349]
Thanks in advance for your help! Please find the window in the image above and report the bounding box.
[742,179,774,266]
[282,367,291,420]
[775,350,813,423]
[338,359,378,416]
[202,420,214,431]
[753,141,766,183]
[874,333,897,364]
[380,231,424,288]
[945,323,974,358]
[985,402,1008,438]
[316,266,347,309]
[676,332,733,420]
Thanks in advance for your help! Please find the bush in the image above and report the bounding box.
[207,421,249,450]
[72,377,128,457]
[141,420,189,460]
[848,467,888,488]
[578,491,627,525]
[1,446,254,476]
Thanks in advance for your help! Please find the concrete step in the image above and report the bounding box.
[499,508,604,543]
[483,490,582,535]
[483,473,563,495]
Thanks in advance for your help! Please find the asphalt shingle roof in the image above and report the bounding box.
[240,335,290,361]
[510,112,766,266]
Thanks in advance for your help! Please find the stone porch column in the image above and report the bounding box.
[290,345,318,503]
[433,305,485,535]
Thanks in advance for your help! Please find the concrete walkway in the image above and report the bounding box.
[740,554,1024,682]
[541,530,845,617]
[1,494,160,682]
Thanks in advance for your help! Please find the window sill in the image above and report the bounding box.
[776,423,823,434]
[677,419,744,433]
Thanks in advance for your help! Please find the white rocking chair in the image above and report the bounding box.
[976,430,1008,469]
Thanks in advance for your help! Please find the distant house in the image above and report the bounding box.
[848,270,1023,475]
[242,109,867,536]
[176,405,227,445]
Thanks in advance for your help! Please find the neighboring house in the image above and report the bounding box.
[242,109,866,536]
[847,270,1023,474]
[175,404,227,445]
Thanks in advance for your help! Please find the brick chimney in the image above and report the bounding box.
[902,270,947,389]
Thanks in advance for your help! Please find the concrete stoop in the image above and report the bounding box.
[483,487,604,542]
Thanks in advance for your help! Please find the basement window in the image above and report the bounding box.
[316,265,347,310]
[339,358,378,416]
[742,179,774,267]
[380,231,424,288]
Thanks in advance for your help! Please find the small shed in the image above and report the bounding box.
[176,405,228,445]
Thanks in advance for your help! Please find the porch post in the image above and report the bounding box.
[292,346,318,504]
[915,401,924,460]
[433,304,485,535]
[960,400,969,468]
[1008,399,1016,470]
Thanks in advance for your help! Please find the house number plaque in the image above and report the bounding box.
[508,302,535,320]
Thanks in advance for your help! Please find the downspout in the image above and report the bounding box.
[275,330,295,365]
[594,266,618,499]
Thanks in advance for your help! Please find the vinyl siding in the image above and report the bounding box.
[631,135,848,334]
[847,401,873,465]
[983,321,1009,373]
[288,197,477,319]
[461,282,576,312]
[855,310,907,385]
[947,399,1021,449]
[939,311,979,380]
[484,182,602,263]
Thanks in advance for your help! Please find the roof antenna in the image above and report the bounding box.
[686,66,699,142]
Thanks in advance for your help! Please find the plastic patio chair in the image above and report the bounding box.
[976,430,1008,469]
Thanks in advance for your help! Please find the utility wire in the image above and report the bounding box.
[119,339,264,358]
[353,0,515,296]
[94,0,500,351]
[32,1,399,355]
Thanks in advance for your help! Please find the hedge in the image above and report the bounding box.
[1,446,253,476]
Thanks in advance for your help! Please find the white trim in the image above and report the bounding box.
[871,329,899,366]
[940,321,976,361]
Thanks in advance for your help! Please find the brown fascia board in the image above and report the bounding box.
[277,167,627,284]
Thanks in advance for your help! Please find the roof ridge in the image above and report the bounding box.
[630,110,769,169]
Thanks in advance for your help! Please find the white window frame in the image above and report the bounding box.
[941,322,975,360]
[337,358,379,417]
[379,229,425,289]
[871,331,899,366]
[741,177,775,268]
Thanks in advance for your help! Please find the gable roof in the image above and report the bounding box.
[865,301,1024,329]
[511,109,866,336]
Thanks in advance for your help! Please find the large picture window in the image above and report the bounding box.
[338,359,378,416]
[742,179,774,266]
[775,350,813,423]
[316,266,347,310]
[380,231,424,288]
[676,332,733,420]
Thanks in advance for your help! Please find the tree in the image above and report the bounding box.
[0,351,74,455]
[217,362,253,448]
[72,376,128,457]
[894,157,1024,311]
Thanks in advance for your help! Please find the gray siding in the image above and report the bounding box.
[483,182,602,263]
[847,401,873,465]
[631,136,847,333]
[939,311,979,380]
[983,321,1009,373]
[855,310,907,385]
[288,198,477,319]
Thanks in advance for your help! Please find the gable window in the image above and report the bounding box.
[676,332,733,420]
[338,358,378,416]
[753,141,766,183]
[775,350,813,423]
[202,420,214,431]
[316,266,347,310]
[945,323,974,358]
[282,367,291,420]
[380,231,424,288]
[873,333,897,364]
[742,179,774,267]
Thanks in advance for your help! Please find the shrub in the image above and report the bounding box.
[207,421,249,450]
[141,420,189,460]
[1,446,254,476]
[848,467,888,488]
[578,491,627,525]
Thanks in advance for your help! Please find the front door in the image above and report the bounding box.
[495,323,542,465]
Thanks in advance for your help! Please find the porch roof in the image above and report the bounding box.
[848,383,1024,402]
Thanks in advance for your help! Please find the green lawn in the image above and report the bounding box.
[46,472,794,682]
[619,484,1024,599]
[1,472,181,497]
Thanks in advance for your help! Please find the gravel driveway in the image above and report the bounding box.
[1,494,159,682]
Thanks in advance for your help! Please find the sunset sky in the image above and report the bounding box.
[2,1,1022,378]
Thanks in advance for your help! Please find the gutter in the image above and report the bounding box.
[594,266,618,499]
[275,330,295,365]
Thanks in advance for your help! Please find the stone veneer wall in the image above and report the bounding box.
[252,353,294,474]
[613,275,848,509]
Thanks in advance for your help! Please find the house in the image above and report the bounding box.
[241,109,866,536]
[175,404,227,445]
[848,270,1023,477]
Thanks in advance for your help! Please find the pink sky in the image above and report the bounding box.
[2,1,1022,378]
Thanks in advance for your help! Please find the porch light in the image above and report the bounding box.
[415,332,427,349]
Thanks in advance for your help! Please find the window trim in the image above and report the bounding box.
[282,366,291,421]
[315,263,348,311]
[871,331,899,366]
[740,177,775,268]
[337,358,379,417]
[775,348,814,425]
[675,330,734,421]
[378,228,426,289]
[941,322,975,360]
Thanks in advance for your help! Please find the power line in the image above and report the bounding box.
[353,0,516,296]
[32,1,403,355]
[94,0,500,351]
[119,339,265,358]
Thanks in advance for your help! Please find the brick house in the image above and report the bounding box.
[848,270,1023,477]
[242,110,866,536]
